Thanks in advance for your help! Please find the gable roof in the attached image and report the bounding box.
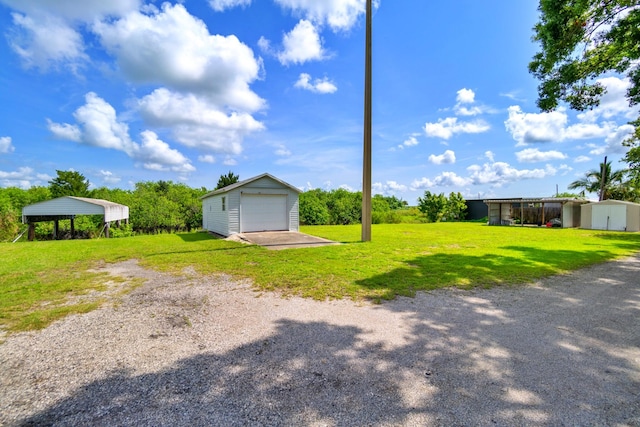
[201,173,301,199]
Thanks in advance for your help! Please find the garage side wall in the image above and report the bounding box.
[202,194,229,236]
[628,204,640,232]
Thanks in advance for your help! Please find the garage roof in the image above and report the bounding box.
[201,173,301,199]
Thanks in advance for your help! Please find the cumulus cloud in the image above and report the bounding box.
[0,166,37,189]
[8,12,87,71]
[138,88,264,154]
[47,92,195,173]
[95,3,264,112]
[411,172,469,190]
[275,145,292,156]
[467,162,555,186]
[577,77,640,122]
[485,151,495,162]
[589,124,635,155]
[208,0,251,12]
[0,136,15,154]
[574,155,591,163]
[424,117,490,140]
[198,154,215,163]
[504,106,568,145]
[273,0,368,32]
[223,156,237,166]
[294,73,337,94]
[277,20,326,65]
[4,0,138,70]
[411,161,556,190]
[98,170,121,185]
[429,149,456,165]
[515,148,567,163]
[373,181,407,195]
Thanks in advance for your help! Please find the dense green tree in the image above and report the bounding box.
[299,191,330,225]
[446,192,467,221]
[529,0,640,142]
[48,170,90,198]
[568,160,627,200]
[215,171,239,190]
[417,191,448,222]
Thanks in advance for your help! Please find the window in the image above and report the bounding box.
[222,197,226,211]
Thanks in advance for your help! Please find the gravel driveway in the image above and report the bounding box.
[1,254,639,426]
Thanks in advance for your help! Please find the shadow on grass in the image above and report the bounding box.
[355,247,617,301]
[175,232,217,242]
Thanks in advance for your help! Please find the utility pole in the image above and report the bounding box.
[361,0,372,242]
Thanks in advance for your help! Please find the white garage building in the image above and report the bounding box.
[201,173,301,236]
[581,200,640,232]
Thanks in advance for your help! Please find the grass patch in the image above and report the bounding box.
[1,223,639,334]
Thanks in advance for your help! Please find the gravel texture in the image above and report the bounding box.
[1,255,639,427]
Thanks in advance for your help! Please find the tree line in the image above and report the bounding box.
[0,170,472,241]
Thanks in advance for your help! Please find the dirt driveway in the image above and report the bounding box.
[1,254,639,426]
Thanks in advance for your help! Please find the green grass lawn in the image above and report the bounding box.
[2,223,640,335]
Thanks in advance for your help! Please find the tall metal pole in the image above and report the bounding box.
[361,0,372,242]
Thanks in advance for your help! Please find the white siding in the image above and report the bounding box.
[592,205,627,231]
[203,194,229,235]
[201,174,300,236]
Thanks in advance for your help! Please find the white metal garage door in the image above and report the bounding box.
[592,205,626,231]
[241,194,288,232]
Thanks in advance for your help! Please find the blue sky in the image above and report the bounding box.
[0,0,637,204]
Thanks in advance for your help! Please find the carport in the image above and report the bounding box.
[22,196,129,240]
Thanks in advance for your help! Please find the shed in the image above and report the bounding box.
[201,173,301,236]
[580,200,640,232]
[22,196,129,240]
[483,198,588,227]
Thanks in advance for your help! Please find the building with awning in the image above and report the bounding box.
[22,196,129,240]
[483,198,589,228]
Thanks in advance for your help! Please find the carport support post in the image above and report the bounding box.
[104,221,110,238]
[53,220,59,240]
[70,216,75,239]
[28,223,35,241]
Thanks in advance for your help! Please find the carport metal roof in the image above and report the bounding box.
[22,196,129,223]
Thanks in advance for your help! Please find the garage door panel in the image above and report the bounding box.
[592,205,626,231]
[241,194,287,232]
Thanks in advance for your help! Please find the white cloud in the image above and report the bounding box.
[0,166,36,189]
[275,145,292,156]
[504,106,567,145]
[3,0,139,71]
[273,0,368,32]
[485,151,495,162]
[373,181,407,195]
[8,12,87,71]
[277,20,326,65]
[95,3,264,112]
[208,0,251,12]
[574,155,591,163]
[411,172,469,190]
[198,155,216,163]
[98,170,121,185]
[515,148,567,163]
[424,117,490,139]
[429,149,456,165]
[589,124,635,155]
[138,88,264,155]
[0,136,15,154]
[223,156,237,166]
[456,88,475,104]
[48,92,195,173]
[294,73,337,94]
[403,136,419,147]
[467,162,555,186]
[577,77,639,122]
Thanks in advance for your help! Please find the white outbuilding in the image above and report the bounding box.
[580,199,640,232]
[22,196,129,240]
[201,173,301,236]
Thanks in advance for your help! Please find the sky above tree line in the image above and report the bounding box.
[0,0,637,204]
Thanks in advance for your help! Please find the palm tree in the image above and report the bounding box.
[568,160,627,200]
